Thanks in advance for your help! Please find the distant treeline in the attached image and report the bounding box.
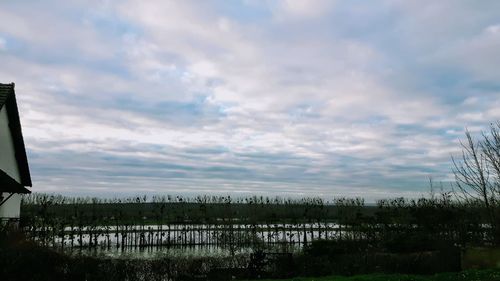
[21,193,375,224]
[18,192,496,249]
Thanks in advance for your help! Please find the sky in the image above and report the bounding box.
[1,0,500,201]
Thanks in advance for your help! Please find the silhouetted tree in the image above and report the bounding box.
[452,122,500,244]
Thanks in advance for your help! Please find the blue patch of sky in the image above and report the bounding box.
[420,67,470,92]
[393,124,432,135]
[184,146,229,155]
[325,1,399,41]
[0,33,20,51]
[111,95,225,120]
[1,34,132,79]
[330,155,364,169]
[288,104,322,120]
[80,58,131,79]
[380,56,473,107]
[47,89,225,126]
[365,116,389,126]
[213,0,272,23]
[387,164,438,174]
[234,151,311,163]
[83,9,143,38]
[467,80,500,93]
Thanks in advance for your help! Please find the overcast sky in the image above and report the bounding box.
[1,0,499,200]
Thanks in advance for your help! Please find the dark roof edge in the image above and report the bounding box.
[1,83,32,187]
[0,169,31,194]
[0,82,13,110]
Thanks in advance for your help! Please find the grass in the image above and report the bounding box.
[463,247,500,269]
[245,269,500,281]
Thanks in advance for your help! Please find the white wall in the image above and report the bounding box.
[0,193,21,218]
[0,106,22,218]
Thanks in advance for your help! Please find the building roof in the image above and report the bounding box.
[0,83,32,188]
[0,170,30,194]
[0,84,11,110]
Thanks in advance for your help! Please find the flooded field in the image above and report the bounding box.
[25,223,350,257]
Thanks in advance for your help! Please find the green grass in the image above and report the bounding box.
[463,247,500,269]
[246,269,500,281]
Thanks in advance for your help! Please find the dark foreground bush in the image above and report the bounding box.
[0,232,471,281]
[0,232,249,281]
[298,239,461,276]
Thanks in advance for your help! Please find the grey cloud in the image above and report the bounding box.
[1,0,498,200]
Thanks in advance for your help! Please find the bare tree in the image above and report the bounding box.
[481,122,500,205]
[452,123,500,244]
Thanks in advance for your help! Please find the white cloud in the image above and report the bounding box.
[0,0,498,199]
[0,37,6,50]
[273,0,336,20]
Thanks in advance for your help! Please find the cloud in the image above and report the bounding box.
[0,37,6,50]
[0,0,499,201]
[271,0,336,20]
